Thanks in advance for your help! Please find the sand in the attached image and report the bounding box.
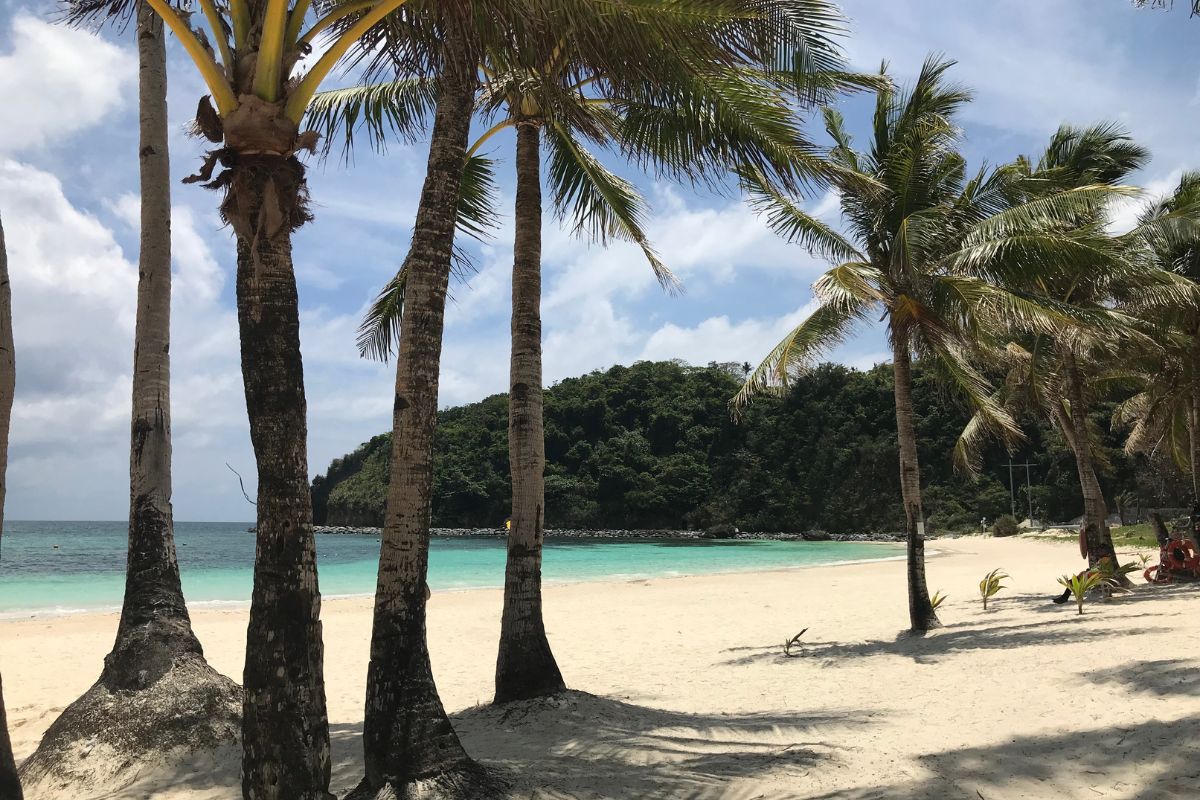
[1,535,1197,799]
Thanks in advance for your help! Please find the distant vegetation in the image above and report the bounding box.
[311,360,1189,534]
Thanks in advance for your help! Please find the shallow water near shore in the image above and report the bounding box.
[0,520,903,616]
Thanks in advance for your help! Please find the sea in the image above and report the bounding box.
[0,521,904,617]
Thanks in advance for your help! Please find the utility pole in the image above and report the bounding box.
[1008,462,1015,517]
[1007,461,1037,526]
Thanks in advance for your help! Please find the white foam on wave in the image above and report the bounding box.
[0,544,912,616]
[0,604,121,620]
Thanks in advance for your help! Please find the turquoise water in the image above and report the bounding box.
[0,521,902,616]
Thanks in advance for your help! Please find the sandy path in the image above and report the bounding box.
[1,536,1196,799]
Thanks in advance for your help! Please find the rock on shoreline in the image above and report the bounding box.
[311,525,903,543]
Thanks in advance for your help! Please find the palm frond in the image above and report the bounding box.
[738,164,863,262]
[305,78,438,158]
[544,120,677,291]
[733,299,866,413]
[812,261,885,312]
[457,152,501,241]
[356,263,408,362]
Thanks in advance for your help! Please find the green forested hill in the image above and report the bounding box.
[311,360,1188,534]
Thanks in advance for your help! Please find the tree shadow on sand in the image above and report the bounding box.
[1005,581,1199,615]
[329,691,874,800]
[798,712,1200,800]
[718,613,1174,667]
[1083,658,1200,698]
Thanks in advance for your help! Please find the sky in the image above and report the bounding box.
[2,0,1199,521]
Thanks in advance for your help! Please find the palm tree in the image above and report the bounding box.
[311,0,866,705]
[126,1,415,796]
[318,2,860,792]
[0,214,21,800]
[735,58,1133,632]
[961,126,1200,572]
[341,8,499,796]
[1115,172,1200,500]
[483,11,856,702]
[20,4,240,791]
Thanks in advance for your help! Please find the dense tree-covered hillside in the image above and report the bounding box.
[311,360,1188,533]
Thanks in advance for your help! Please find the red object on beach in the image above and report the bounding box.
[1145,539,1200,584]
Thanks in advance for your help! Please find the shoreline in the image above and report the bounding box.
[315,525,907,542]
[0,539,908,621]
[5,535,1193,800]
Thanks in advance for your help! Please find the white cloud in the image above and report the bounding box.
[0,159,250,520]
[1107,168,1184,235]
[541,191,823,314]
[109,194,226,302]
[0,14,134,156]
[838,0,1200,169]
[639,302,818,367]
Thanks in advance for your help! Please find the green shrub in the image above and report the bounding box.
[992,514,1020,537]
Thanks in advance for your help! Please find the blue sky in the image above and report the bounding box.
[2,0,1199,521]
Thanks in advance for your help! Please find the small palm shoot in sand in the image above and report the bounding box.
[930,590,948,612]
[1056,571,1114,615]
[978,569,1009,610]
[782,628,809,658]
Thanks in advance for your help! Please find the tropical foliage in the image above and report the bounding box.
[731,56,1143,632]
[13,1,1200,796]
[954,124,1200,578]
[1114,172,1200,497]
[312,360,1187,532]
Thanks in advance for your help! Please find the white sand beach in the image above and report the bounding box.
[2,535,1196,799]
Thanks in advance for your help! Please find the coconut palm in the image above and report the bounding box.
[735,58,1136,632]
[124,0,419,796]
[20,4,239,792]
[0,678,16,800]
[1115,172,1200,497]
[311,0,866,705]
[315,3,865,793]
[317,6,494,795]
[959,126,1200,572]
[0,215,21,800]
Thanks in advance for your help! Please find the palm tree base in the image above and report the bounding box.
[18,655,239,796]
[493,656,567,705]
[907,615,944,636]
[345,763,507,800]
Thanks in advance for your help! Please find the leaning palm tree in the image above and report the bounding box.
[961,126,1200,572]
[19,3,239,792]
[735,58,1135,632]
[122,0,418,796]
[312,0,867,705]
[1115,172,1200,497]
[316,5,497,796]
[0,215,21,800]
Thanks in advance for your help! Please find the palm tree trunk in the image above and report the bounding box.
[0,216,23,800]
[16,16,240,794]
[0,674,18,800]
[233,155,331,800]
[104,5,203,688]
[1062,355,1121,572]
[494,122,565,704]
[1190,372,1200,504]
[353,20,495,798]
[891,329,939,633]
